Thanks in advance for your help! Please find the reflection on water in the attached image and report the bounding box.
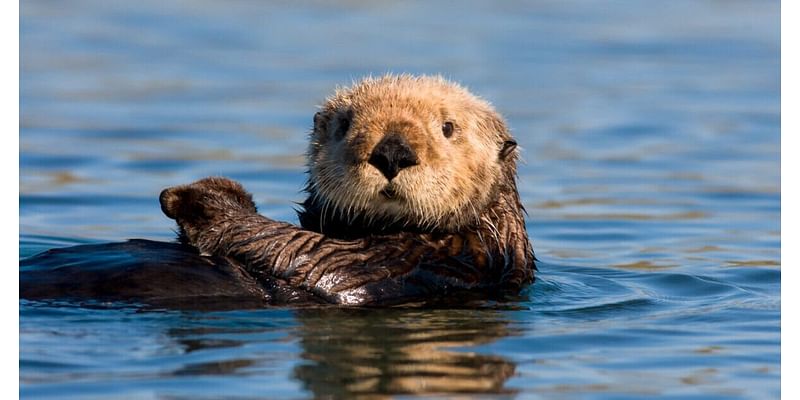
[292,309,518,397]
[20,0,779,398]
[21,303,520,398]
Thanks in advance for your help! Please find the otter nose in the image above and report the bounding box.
[368,133,419,181]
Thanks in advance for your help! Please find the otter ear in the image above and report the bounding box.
[499,140,517,160]
[313,111,329,137]
[480,110,515,160]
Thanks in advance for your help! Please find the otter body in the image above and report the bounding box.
[20,75,535,308]
[20,240,324,308]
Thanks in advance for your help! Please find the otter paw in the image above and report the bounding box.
[160,177,257,222]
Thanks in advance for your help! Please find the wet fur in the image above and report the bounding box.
[160,174,533,305]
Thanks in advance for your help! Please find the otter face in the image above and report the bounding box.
[307,75,517,232]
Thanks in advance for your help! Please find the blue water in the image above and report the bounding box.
[20,0,780,398]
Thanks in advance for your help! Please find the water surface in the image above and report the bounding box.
[20,1,780,398]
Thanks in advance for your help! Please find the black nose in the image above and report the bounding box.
[368,133,419,181]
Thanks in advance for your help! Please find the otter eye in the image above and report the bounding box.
[442,121,454,138]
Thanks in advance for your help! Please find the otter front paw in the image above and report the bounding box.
[160,177,258,242]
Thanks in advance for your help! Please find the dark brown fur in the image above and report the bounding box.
[159,173,533,305]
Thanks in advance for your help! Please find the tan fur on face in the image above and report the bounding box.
[308,74,516,231]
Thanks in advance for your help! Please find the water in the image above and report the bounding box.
[20,0,780,398]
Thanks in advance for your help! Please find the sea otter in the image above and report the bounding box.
[21,75,535,307]
[160,75,535,305]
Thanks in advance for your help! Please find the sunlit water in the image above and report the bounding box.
[20,1,780,398]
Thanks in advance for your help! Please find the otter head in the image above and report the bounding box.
[305,74,519,234]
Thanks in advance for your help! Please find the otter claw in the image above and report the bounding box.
[159,187,183,220]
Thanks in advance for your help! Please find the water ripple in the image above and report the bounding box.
[20,0,779,398]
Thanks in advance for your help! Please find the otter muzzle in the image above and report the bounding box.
[368,133,419,181]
